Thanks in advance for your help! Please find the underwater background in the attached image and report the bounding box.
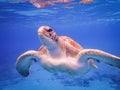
[0,0,120,90]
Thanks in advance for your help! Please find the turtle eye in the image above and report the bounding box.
[47,29,53,32]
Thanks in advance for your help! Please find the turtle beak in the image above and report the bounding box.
[38,26,45,35]
[38,26,51,37]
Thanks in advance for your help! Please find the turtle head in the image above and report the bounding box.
[38,26,59,46]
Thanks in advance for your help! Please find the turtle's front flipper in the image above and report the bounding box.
[78,49,120,69]
[16,50,41,77]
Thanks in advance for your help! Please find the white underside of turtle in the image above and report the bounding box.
[16,26,120,77]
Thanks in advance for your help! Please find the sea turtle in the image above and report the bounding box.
[16,26,120,77]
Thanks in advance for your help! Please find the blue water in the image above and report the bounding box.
[0,0,120,90]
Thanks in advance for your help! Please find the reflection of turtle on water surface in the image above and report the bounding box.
[16,26,120,77]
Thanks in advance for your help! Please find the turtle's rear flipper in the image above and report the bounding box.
[16,50,40,77]
[88,59,98,68]
[78,49,120,69]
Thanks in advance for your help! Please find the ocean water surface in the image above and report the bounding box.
[0,0,120,90]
